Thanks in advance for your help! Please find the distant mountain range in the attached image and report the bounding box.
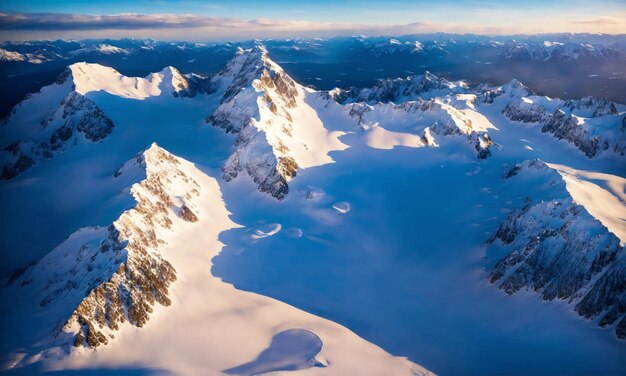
[1,34,625,119]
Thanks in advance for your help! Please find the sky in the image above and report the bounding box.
[0,0,625,41]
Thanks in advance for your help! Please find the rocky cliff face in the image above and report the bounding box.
[1,80,115,180]
[0,64,217,181]
[206,46,309,200]
[4,144,203,348]
[488,159,625,338]
[502,98,550,124]
[331,71,464,104]
[499,89,625,158]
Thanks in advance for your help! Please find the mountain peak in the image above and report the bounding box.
[207,46,348,199]
[501,78,534,97]
[211,44,288,106]
[1,143,211,350]
[60,62,190,99]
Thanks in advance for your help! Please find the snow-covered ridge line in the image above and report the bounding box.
[66,62,210,99]
[489,159,625,339]
[0,142,435,375]
[0,63,214,180]
[207,46,347,199]
[503,41,622,63]
[327,68,623,160]
[330,71,467,105]
[498,86,625,158]
[3,144,202,352]
[342,96,494,159]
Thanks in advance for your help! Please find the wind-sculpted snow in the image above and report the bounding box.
[1,44,625,374]
[0,142,433,374]
[342,96,494,158]
[489,159,625,338]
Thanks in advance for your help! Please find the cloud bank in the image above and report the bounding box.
[0,12,625,41]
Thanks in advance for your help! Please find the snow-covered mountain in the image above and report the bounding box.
[0,48,26,62]
[488,159,625,338]
[503,41,622,63]
[207,46,347,199]
[0,44,625,374]
[2,143,430,375]
[0,62,212,179]
[499,87,625,157]
[331,71,464,104]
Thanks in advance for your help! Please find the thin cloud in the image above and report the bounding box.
[0,12,245,30]
[0,12,624,41]
[0,12,441,37]
[573,16,626,26]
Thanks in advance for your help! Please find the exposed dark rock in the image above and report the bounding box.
[1,91,115,180]
[502,100,548,123]
[179,204,198,222]
[489,162,625,339]
[1,154,35,180]
[332,71,458,104]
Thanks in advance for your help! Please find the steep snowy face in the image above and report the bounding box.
[332,71,465,104]
[489,159,625,339]
[477,79,534,104]
[2,144,203,350]
[207,46,346,199]
[0,142,434,376]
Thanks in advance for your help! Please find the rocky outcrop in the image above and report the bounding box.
[345,98,494,159]
[5,144,203,348]
[331,71,463,104]
[206,46,305,200]
[563,97,618,118]
[489,160,625,338]
[66,145,191,348]
[478,79,534,104]
[496,85,624,158]
[502,99,549,124]
[541,110,606,157]
[1,88,114,180]
[173,72,216,98]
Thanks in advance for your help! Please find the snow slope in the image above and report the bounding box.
[0,44,625,375]
[0,62,214,180]
[1,144,430,376]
